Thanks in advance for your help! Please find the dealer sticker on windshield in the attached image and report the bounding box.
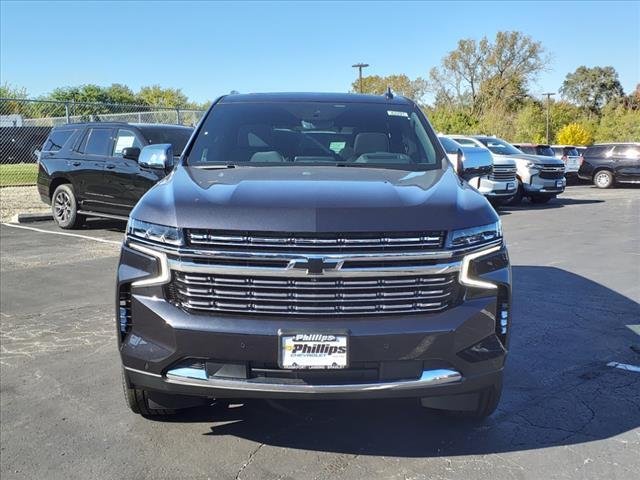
[280,333,348,369]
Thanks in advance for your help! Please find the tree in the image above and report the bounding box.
[137,85,189,108]
[513,101,546,143]
[351,74,427,103]
[560,66,624,114]
[0,82,28,99]
[425,106,478,134]
[428,31,547,114]
[556,123,593,145]
[595,103,640,142]
[105,84,138,104]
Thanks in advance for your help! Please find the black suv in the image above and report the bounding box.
[578,143,640,188]
[37,122,193,227]
[118,93,511,419]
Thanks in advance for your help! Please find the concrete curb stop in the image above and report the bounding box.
[16,212,54,224]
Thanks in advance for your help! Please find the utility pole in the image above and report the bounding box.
[542,92,556,144]
[352,63,370,93]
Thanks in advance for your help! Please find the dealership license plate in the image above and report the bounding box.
[556,180,564,187]
[280,333,348,369]
[507,182,515,190]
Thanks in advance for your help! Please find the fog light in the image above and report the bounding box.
[457,335,506,362]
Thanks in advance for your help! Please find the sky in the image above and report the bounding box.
[1,0,639,104]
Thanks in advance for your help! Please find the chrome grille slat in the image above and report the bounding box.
[174,275,454,290]
[489,165,517,181]
[186,230,445,252]
[168,272,460,315]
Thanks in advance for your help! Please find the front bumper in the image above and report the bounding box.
[117,242,511,400]
[477,178,517,198]
[522,173,566,196]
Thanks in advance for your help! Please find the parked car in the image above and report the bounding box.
[439,135,517,204]
[451,136,565,205]
[550,145,582,180]
[117,92,511,419]
[578,143,640,188]
[512,143,556,157]
[37,122,194,227]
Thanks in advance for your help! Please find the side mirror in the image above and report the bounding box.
[458,148,493,179]
[122,147,140,161]
[139,144,173,170]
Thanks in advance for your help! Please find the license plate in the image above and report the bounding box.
[556,180,564,187]
[280,333,348,369]
[507,182,515,190]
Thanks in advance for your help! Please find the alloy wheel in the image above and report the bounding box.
[54,191,72,223]
[595,172,611,188]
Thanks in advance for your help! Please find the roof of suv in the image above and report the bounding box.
[53,122,192,130]
[513,143,551,148]
[218,92,414,105]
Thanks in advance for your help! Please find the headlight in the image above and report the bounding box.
[525,161,540,170]
[447,221,502,249]
[127,219,183,246]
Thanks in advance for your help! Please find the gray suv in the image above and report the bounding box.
[452,136,566,205]
[117,92,512,419]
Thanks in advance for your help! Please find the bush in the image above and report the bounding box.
[556,123,593,146]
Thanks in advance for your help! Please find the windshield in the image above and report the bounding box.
[563,147,579,157]
[536,145,555,157]
[186,101,442,169]
[477,138,523,156]
[141,127,192,155]
[439,136,461,154]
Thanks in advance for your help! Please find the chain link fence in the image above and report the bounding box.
[0,98,205,187]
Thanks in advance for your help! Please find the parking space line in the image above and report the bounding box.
[607,362,640,373]
[1,222,122,245]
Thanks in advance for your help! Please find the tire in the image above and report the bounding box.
[593,170,614,189]
[121,369,176,417]
[51,184,84,229]
[530,196,552,204]
[503,181,523,206]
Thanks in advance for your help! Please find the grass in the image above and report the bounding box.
[0,163,38,187]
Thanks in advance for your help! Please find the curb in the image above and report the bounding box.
[17,212,53,224]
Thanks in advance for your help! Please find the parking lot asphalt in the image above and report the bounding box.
[1,185,639,480]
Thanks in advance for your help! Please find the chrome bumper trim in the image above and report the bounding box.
[156,367,463,394]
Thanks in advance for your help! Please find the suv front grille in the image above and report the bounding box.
[539,165,565,179]
[186,230,445,253]
[167,271,461,316]
[489,165,517,181]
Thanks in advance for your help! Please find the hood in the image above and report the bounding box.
[494,153,564,165]
[131,165,498,232]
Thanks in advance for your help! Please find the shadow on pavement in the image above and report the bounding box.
[82,218,127,232]
[157,266,640,457]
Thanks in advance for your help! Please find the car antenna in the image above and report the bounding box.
[384,86,394,99]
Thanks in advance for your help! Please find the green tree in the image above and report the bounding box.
[560,66,624,114]
[351,74,427,103]
[595,103,640,142]
[0,82,28,99]
[137,85,189,107]
[105,83,138,104]
[513,101,546,143]
[425,106,478,134]
[556,123,593,145]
